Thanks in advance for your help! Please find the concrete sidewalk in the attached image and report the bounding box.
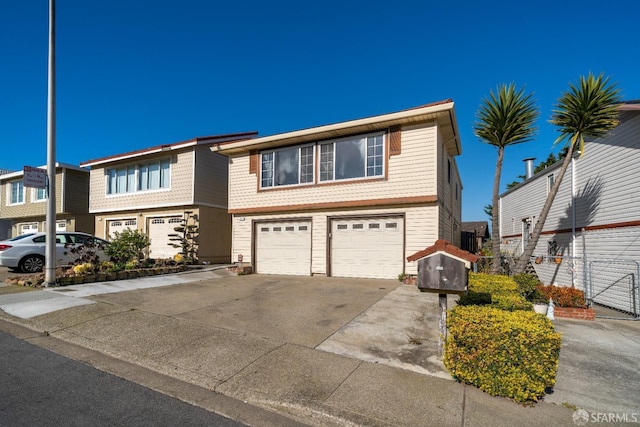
[1,268,638,426]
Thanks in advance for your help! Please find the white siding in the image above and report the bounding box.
[500,110,640,303]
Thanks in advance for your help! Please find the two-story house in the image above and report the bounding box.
[80,132,257,264]
[212,100,463,279]
[0,163,93,237]
[0,168,16,239]
[499,101,640,316]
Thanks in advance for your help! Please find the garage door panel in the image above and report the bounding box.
[331,217,403,279]
[256,221,311,276]
[107,219,137,239]
[149,217,182,259]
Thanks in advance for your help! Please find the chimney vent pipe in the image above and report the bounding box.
[524,157,536,180]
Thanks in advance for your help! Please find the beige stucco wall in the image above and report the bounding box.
[92,206,230,264]
[197,206,232,263]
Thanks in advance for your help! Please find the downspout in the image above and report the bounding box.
[571,156,576,287]
[499,196,502,249]
[60,167,65,213]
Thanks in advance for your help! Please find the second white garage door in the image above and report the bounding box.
[255,220,311,275]
[148,216,183,259]
[331,217,404,279]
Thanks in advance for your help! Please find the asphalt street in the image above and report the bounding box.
[0,330,246,427]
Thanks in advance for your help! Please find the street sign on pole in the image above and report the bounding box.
[23,166,47,189]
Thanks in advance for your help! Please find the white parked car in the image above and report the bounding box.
[0,232,110,273]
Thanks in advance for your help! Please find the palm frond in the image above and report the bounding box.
[550,72,621,155]
[474,83,539,149]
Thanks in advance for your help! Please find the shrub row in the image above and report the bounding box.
[445,273,562,404]
[444,305,561,404]
[457,272,533,311]
[537,284,587,308]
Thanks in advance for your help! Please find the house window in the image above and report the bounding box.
[522,218,532,250]
[107,166,136,195]
[33,187,47,202]
[139,159,170,191]
[319,134,384,182]
[547,241,558,263]
[261,145,314,188]
[447,158,451,183]
[547,174,555,194]
[10,181,24,204]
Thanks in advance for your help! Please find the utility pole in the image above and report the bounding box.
[44,0,57,286]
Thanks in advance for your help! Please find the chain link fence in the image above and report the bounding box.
[474,255,640,319]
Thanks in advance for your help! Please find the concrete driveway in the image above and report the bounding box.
[1,266,639,425]
[56,272,450,378]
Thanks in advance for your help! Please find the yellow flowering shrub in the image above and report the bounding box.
[72,263,94,275]
[458,272,533,311]
[444,305,561,404]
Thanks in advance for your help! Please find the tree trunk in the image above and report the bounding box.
[513,142,576,275]
[491,147,504,274]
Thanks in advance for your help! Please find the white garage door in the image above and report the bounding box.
[148,217,182,259]
[107,219,137,240]
[255,221,311,275]
[331,217,404,279]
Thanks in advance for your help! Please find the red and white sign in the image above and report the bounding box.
[23,166,47,189]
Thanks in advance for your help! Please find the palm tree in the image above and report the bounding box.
[513,73,621,275]
[474,83,539,274]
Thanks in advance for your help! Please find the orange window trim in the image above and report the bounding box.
[389,125,401,156]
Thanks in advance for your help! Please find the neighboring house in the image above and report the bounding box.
[499,101,640,315]
[80,132,257,263]
[0,169,16,239]
[212,100,463,279]
[461,221,489,254]
[0,163,93,238]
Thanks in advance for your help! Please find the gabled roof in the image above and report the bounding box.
[407,239,479,264]
[80,131,258,168]
[461,221,489,237]
[211,100,461,157]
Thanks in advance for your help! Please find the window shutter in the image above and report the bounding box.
[389,126,401,156]
[249,150,258,174]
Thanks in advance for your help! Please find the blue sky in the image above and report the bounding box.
[1,0,639,222]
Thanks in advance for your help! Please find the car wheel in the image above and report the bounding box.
[19,255,45,273]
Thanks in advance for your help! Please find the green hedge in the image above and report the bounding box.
[444,305,561,404]
[457,272,533,311]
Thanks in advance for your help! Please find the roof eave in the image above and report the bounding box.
[80,132,258,168]
[212,101,460,156]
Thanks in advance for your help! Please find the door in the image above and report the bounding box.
[330,217,404,279]
[148,216,183,259]
[255,220,311,275]
[107,219,137,240]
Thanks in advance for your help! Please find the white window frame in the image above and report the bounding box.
[318,132,385,183]
[8,181,25,205]
[260,144,315,189]
[32,187,47,203]
[547,173,555,194]
[138,159,171,192]
[106,158,171,196]
[107,166,136,195]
